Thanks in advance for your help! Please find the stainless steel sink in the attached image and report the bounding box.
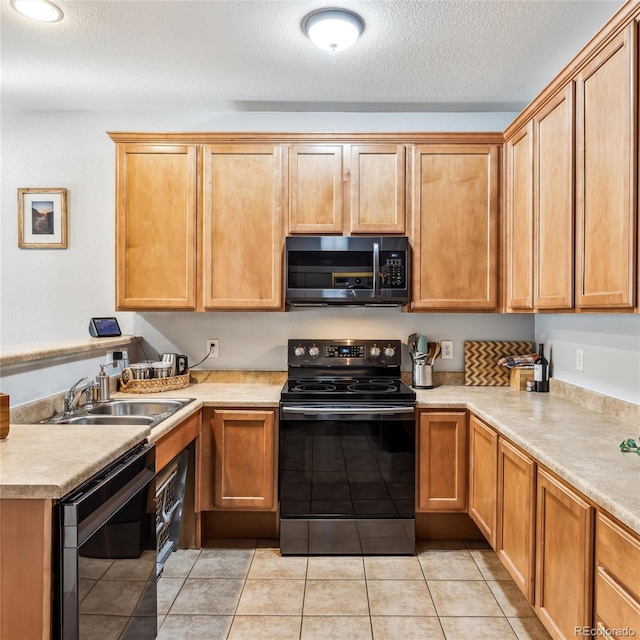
[87,398,191,417]
[43,398,195,427]
[61,415,156,426]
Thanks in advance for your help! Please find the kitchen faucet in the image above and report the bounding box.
[64,377,95,415]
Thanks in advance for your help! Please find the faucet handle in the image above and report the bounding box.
[66,376,88,398]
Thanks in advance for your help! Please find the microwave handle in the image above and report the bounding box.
[372,242,380,299]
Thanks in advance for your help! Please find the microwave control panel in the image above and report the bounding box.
[380,252,406,288]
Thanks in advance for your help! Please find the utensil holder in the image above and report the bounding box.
[412,363,434,389]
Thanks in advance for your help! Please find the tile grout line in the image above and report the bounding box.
[362,558,374,639]
[225,546,258,639]
[299,551,309,640]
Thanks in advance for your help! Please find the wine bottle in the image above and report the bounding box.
[534,343,549,393]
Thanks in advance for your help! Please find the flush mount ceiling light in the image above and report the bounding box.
[10,0,63,22]
[303,8,364,52]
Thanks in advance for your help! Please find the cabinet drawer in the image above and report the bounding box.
[596,512,640,602]
[595,569,640,634]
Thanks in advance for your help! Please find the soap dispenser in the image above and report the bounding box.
[97,364,111,403]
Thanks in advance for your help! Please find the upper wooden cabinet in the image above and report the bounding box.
[288,143,406,235]
[506,84,575,313]
[410,144,500,310]
[115,143,197,310]
[202,144,284,309]
[416,410,467,512]
[534,83,575,310]
[506,122,535,311]
[288,145,344,234]
[350,144,406,234]
[576,24,637,309]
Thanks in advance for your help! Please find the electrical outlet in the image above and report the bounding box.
[576,348,584,372]
[441,340,454,360]
[206,340,219,358]
[105,351,115,367]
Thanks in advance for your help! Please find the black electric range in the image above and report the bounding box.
[279,340,416,556]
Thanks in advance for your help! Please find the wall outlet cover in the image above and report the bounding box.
[576,348,584,372]
[206,340,219,358]
[441,340,454,360]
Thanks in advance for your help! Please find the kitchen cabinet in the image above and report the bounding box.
[496,438,536,603]
[201,408,277,511]
[410,144,500,310]
[416,410,467,512]
[202,144,284,309]
[506,83,575,312]
[534,83,575,310]
[349,144,406,234]
[468,413,498,546]
[575,24,637,309]
[594,512,640,634]
[505,121,535,311]
[288,143,406,235]
[155,410,200,471]
[0,499,53,640]
[115,143,197,310]
[535,469,594,639]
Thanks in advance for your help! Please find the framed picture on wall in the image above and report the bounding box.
[18,187,68,249]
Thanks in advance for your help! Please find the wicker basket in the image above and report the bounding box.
[119,372,190,394]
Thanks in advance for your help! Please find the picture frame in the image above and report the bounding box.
[18,187,68,249]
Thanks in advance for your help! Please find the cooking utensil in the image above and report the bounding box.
[416,335,428,358]
[433,342,441,362]
[425,341,437,365]
[407,333,417,361]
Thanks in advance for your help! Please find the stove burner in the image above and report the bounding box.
[347,382,397,393]
[292,383,337,392]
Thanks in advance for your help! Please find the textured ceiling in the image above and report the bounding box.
[0,0,625,112]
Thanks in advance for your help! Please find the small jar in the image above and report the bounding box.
[526,381,535,392]
[150,362,172,379]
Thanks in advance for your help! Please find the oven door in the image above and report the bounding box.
[57,444,157,640]
[279,404,415,555]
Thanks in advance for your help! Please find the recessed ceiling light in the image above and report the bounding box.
[10,0,63,22]
[303,8,364,52]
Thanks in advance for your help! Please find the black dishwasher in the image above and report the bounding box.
[55,443,157,640]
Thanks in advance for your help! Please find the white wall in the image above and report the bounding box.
[535,314,640,405]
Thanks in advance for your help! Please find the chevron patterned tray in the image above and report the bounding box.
[464,341,534,386]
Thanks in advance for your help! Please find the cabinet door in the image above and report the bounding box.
[576,25,637,309]
[350,144,406,234]
[116,143,197,309]
[506,122,535,311]
[468,414,498,547]
[535,469,594,639]
[534,83,575,310]
[288,145,344,233]
[211,410,276,510]
[410,145,499,309]
[416,411,467,512]
[496,439,536,603]
[202,144,284,309]
[595,512,640,634]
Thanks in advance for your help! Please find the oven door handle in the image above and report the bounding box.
[281,405,415,415]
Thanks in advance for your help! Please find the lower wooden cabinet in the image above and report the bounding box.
[468,414,498,547]
[496,438,536,603]
[535,469,594,639]
[206,408,277,511]
[416,410,467,512]
[595,512,640,634]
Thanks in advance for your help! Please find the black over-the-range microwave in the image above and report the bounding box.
[285,236,410,306]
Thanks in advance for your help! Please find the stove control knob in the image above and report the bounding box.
[384,346,396,358]
[369,346,381,358]
[294,346,306,357]
[309,346,320,358]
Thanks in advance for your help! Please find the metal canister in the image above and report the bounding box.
[97,364,111,403]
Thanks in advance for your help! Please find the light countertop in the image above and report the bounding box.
[2,381,638,537]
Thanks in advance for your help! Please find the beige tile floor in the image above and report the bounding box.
[157,539,552,640]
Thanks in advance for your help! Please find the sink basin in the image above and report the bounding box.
[88,398,191,417]
[41,398,195,427]
[61,415,156,426]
